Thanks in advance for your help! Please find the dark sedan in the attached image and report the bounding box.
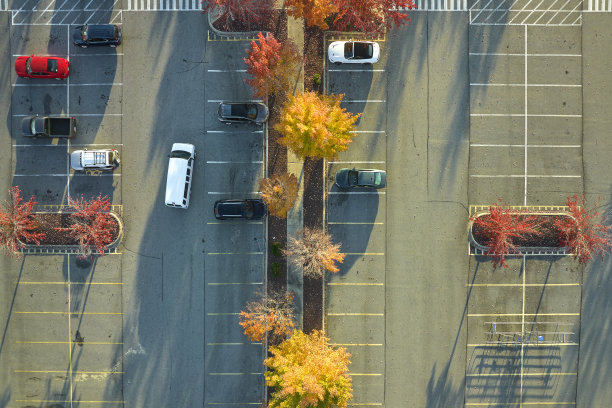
[73,24,122,48]
[334,168,387,189]
[214,199,267,220]
[218,102,269,124]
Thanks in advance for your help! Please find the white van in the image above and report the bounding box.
[165,143,195,209]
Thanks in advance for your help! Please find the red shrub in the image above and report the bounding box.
[57,195,116,259]
[471,200,542,268]
[0,186,45,257]
[555,195,612,265]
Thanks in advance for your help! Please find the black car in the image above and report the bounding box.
[73,24,122,48]
[217,102,269,124]
[334,168,387,189]
[214,199,267,220]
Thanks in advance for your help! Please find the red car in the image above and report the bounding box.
[15,55,69,79]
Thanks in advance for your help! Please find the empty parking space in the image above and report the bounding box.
[202,61,267,406]
[324,33,387,407]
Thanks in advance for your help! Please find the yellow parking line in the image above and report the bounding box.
[468,313,579,317]
[342,253,385,256]
[328,282,383,286]
[351,373,382,376]
[467,283,580,287]
[17,341,122,345]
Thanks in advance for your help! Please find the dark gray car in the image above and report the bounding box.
[214,199,267,220]
[73,24,122,48]
[217,102,269,124]
[334,168,387,189]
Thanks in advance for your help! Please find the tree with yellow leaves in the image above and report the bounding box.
[265,330,353,407]
[275,91,360,160]
[239,291,296,343]
[283,0,339,29]
[259,173,299,219]
[284,227,345,278]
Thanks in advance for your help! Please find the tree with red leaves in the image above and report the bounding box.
[332,0,416,34]
[471,201,543,268]
[0,186,45,258]
[555,195,612,265]
[244,32,301,99]
[202,0,274,32]
[57,195,117,259]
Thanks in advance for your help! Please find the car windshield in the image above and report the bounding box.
[247,105,257,119]
[353,42,373,59]
[170,150,191,160]
[243,201,254,217]
[343,42,354,59]
[348,170,359,186]
[374,172,382,185]
[25,57,32,74]
[47,59,59,73]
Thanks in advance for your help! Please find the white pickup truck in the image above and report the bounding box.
[70,149,120,171]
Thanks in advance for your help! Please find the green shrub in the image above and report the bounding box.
[313,73,321,85]
[271,241,283,257]
[271,262,282,277]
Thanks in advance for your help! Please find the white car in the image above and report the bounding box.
[70,148,120,171]
[328,40,380,64]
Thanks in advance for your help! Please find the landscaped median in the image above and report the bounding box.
[468,196,612,268]
[0,187,123,259]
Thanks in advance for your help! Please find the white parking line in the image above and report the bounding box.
[329,161,385,164]
[207,69,247,72]
[327,313,384,316]
[206,252,264,255]
[69,83,122,86]
[470,114,582,117]
[206,161,263,164]
[328,69,385,72]
[470,175,581,178]
[13,83,66,87]
[207,192,262,195]
[349,130,385,133]
[13,143,123,147]
[70,53,125,56]
[471,83,581,87]
[327,222,384,224]
[328,282,384,286]
[469,53,581,57]
[342,100,386,103]
[207,282,263,285]
[13,174,121,177]
[207,100,264,103]
[328,191,386,194]
[470,144,581,148]
[206,130,263,134]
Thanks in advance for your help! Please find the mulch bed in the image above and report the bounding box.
[27,213,119,246]
[471,214,572,248]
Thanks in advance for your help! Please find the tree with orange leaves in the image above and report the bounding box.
[244,32,301,99]
[0,186,45,258]
[275,91,360,160]
[259,173,299,218]
[283,0,338,29]
[265,330,353,407]
[284,227,345,278]
[239,290,296,343]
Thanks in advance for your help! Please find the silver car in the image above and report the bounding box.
[70,148,120,171]
[217,102,269,124]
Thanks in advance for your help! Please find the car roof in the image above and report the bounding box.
[30,56,51,72]
[86,24,116,37]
